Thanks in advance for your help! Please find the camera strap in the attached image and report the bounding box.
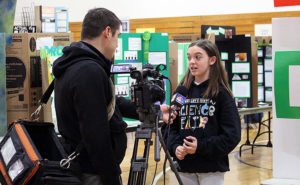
[107,78,116,121]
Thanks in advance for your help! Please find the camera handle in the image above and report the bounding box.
[127,106,183,185]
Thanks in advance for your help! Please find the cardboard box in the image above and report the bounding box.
[6,33,73,125]
[172,34,201,43]
[6,33,39,125]
[168,43,178,93]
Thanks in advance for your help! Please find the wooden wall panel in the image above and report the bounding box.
[69,11,300,41]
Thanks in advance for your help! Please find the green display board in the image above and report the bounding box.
[177,43,189,84]
[114,32,170,125]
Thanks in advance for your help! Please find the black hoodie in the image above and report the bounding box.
[167,80,241,173]
[53,41,138,185]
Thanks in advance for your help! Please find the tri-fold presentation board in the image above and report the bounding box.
[216,35,257,108]
[257,43,272,103]
[114,32,170,125]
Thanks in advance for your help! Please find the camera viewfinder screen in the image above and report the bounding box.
[111,64,131,73]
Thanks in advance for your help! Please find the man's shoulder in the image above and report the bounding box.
[70,58,105,73]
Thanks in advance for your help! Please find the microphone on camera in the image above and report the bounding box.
[170,85,188,117]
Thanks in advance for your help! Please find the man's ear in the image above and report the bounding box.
[103,26,111,39]
[209,56,216,65]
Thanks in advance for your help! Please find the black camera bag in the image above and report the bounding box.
[0,80,82,185]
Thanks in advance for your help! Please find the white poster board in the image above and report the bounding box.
[272,17,300,181]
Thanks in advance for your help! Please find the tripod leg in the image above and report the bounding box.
[158,129,184,185]
[128,137,139,185]
[128,129,153,185]
[140,138,152,185]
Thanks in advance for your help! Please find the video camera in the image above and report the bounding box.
[111,63,167,111]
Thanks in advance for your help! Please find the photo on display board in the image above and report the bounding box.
[225,29,233,39]
[258,86,264,102]
[257,49,263,57]
[121,20,130,33]
[235,98,248,108]
[235,53,247,62]
[264,58,273,71]
[258,65,263,73]
[265,46,272,57]
[242,75,249,80]
[258,74,264,83]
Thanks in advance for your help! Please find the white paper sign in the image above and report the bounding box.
[265,90,272,102]
[117,77,128,84]
[265,71,273,87]
[258,74,264,83]
[124,51,137,61]
[232,81,250,98]
[232,63,250,73]
[36,37,54,50]
[148,52,166,65]
[258,65,263,73]
[115,84,129,97]
[115,38,123,60]
[42,22,56,33]
[57,12,67,19]
[264,58,273,71]
[255,24,272,36]
[128,37,141,50]
[258,86,264,101]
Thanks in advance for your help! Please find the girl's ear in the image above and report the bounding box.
[209,56,216,66]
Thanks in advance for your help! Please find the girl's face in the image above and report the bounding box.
[187,45,216,83]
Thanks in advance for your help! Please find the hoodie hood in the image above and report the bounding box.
[53,41,112,78]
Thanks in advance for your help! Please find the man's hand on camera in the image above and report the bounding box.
[160,104,178,124]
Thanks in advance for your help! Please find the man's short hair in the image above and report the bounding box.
[81,8,121,40]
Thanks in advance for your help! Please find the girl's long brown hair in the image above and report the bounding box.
[179,39,233,98]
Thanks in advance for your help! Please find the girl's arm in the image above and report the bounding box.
[166,117,183,158]
[196,90,241,159]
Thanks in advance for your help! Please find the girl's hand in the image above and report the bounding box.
[183,136,197,154]
[175,146,187,160]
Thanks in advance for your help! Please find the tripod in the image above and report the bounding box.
[127,105,183,185]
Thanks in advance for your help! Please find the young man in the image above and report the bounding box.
[53,8,137,185]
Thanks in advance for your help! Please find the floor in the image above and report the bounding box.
[120,116,273,185]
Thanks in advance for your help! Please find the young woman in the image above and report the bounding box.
[167,39,241,185]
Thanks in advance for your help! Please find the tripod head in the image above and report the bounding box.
[137,104,162,129]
